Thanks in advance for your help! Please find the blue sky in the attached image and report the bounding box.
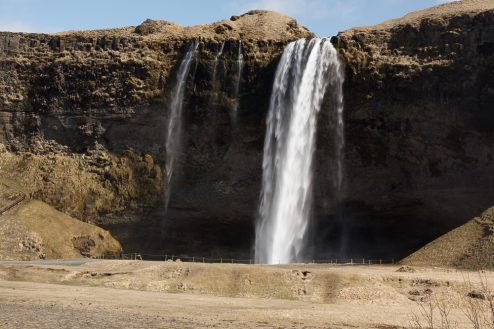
[0,0,458,36]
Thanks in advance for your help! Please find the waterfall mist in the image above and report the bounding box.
[255,38,344,264]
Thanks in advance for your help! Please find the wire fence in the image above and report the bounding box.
[93,253,396,265]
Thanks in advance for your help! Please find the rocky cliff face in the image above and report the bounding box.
[320,0,494,259]
[1,1,493,260]
[0,11,312,257]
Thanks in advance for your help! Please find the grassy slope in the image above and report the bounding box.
[0,177,122,260]
[402,207,494,269]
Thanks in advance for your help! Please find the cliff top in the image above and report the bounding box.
[54,10,313,41]
[342,0,494,34]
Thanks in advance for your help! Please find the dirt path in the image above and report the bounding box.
[0,280,407,329]
[0,261,490,328]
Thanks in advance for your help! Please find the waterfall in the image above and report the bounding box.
[165,41,198,209]
[255,38,344,264]
[232,40,244,117]
[206,41,226,114]
[211,41,225,91]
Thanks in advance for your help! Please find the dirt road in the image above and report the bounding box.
[0,260,490,328]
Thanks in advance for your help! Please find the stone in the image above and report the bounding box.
[396,266,416,273]
[467,290,486,300]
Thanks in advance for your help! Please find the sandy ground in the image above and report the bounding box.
[0,280,405,329]
[0,260,492,328]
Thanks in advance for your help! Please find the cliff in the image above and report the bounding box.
[0,11,312,257]
[315,0,494,259]
[1,1,494,260]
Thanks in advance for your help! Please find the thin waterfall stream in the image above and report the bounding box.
[255,38,344,264]
[164,41,198,210]
[232,40,244,118]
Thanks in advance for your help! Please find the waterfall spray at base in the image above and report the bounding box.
[164,42,198,210]
[255,38,344,264]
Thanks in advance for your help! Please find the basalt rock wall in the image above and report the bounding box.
[314,0,494,259]
[0,11,312,256]
[1,1,494,259]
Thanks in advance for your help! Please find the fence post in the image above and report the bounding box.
[368,259,371,265]
[350,259,353,264]
[165,254,168,261]
[171,255,174,261]
[380,259,382,265]
[362,258,364,264]
[220,258,222,263]
[192,256,195,263]
[249,259,251,264]
[202,257,205,263]
[231,258,234,264]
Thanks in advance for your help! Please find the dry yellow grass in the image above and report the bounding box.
[0,177,122,260]
[403,207,494,270]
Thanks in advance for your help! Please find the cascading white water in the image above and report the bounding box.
[209,41,225,109]
[165,41,198,209]
[255,38,344,264]
[232,40,244,116]
[212,41,225,81]
[333,51,345,196]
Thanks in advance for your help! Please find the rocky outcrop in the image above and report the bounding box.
[1,1,494,260]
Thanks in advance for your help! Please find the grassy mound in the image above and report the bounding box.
[402,206,494,270]
[0,180,122,260]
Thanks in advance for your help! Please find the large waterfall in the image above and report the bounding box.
[165,41,198,209]
[255,38,344,264]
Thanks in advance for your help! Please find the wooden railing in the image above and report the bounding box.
[0,192,26,215]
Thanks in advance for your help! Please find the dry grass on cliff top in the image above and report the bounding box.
[55,10,313,41]
[346,0,494,32]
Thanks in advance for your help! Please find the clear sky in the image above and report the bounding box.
[0,0,458,37]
